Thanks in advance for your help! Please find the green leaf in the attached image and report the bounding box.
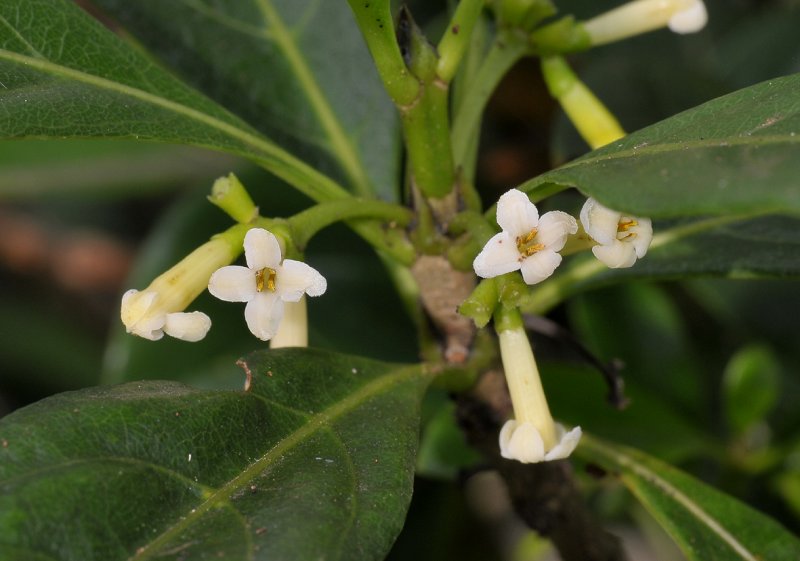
[578,434,800,561]
[0,0,346,202]
[522,214,800,314]
[722,344,780,434]
[0,348,431,561]
[522,74,800,217]
[87,0,400,200]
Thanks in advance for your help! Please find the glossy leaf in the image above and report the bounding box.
[0,348,431,561]
[521,214,800,314]
[578,434,800,560]
[0,0,346,202]
[522,74,800,217]
[89,0,400,200]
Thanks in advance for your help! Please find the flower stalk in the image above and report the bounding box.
[541,56,625,150]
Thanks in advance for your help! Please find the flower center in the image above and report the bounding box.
[255,267,277,292]
[516,228,545,257]
[617,218,638,240]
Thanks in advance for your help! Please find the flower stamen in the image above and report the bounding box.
[255,267,277,292]
[516,228,545,256]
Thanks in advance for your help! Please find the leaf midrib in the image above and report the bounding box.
[581,436,758,561]
[253,0,374,197]
[130,363,427,561]
[0,48,350,202]
[540,133,800,178]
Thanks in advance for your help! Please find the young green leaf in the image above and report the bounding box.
[0,0,346,202]
[521,73,800,217]
[89,0,401,200]
[0,348,431,561]
[578,434,800,561]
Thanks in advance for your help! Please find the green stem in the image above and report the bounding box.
[403,81,456,199]
[436,0,486,83]
[451,33,528,167]
[520,214,759,314]
[346,0,421,107]
[288,199,413,250]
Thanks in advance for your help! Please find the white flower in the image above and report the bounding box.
[497,320,581,464]
[121,289,211,342]
[584,0,708,46]
[120,234,240,342]
[473,189,577,285]
[208,228,326,341]
[580,198,653,268]
[500,420,582,463]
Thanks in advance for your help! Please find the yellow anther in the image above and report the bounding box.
[255,267,277,292]
[524,243,545,256]
[618,218,638,232]
[516,228,540,255]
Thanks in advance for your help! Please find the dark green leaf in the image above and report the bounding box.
[89,0,400,200]
[579,434,800,560]
[522,74,800,217]
[0,0,345,201]
[0,348,431,561]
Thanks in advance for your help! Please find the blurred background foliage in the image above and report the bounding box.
[0,0,799,559]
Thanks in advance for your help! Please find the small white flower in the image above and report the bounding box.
[208,228,326,341]
[500,420,582,463]
[473,189,577,285]
[121,289,211,342]
[580,198,653,268]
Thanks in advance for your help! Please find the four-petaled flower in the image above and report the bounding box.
[580,197,653,268]
[473,189,577,285]
[208,228,326,341]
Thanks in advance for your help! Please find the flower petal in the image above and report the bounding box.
[499,420,546,463]
[592,241,637,268]
[120,289,165,340]
[519,249,562,285]
[496,189,539,237]
[631,217,653,258]
[537,210,578,251]
[580,198,620,245]
[244,291,284,341]
[163,311,211,342]
[244,228,282,270]
[473,232,522,279]
[278,260,327,301]
[208,266,257,302]
[544,424,582,461]
[668,0,707,34]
